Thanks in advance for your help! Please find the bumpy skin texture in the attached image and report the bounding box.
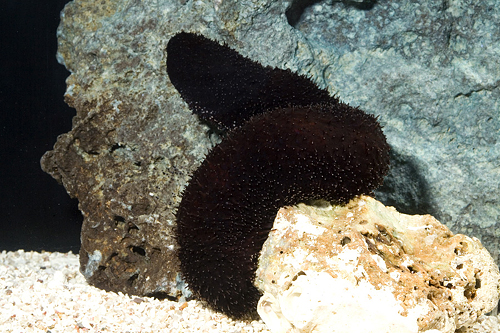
[168,33,390,319]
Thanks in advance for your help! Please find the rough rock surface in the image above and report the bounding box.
[42,0,500,296]
[40,0,219,297]
[255,196,500,333]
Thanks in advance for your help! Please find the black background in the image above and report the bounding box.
[0,1,82,253]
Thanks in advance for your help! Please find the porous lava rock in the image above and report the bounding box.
[40,1,217,296]
[256,196,500,333]
[40,80,211,297]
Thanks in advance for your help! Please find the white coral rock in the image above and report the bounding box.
[255,196,500,333]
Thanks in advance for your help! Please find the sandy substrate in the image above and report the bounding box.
[0,250,270,333]
[1,250,499,333]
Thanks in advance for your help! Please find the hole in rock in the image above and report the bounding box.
[341,236,351,246]
[285,0,321,27]
[286,0,378,27]
[131,246,146,256]
[110,143,125,152]
[464,284,476,300]
[114,215,125,224]
[334,0,377,10]
[292,271,306,281]
[128,273,139,285]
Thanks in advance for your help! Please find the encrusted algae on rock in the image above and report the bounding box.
[256,196,500,333]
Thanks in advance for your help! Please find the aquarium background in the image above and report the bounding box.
[2,0,499,262]
[0,0,82,252]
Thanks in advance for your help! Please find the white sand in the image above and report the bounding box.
[0,250,270,333]
[1,250,499,332]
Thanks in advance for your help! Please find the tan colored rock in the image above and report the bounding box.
[255,196,500,333]
[461,314,500,333]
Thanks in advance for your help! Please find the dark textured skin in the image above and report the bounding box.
[166,32,332,131]
[175,104,390,318]
[168,33,390,319]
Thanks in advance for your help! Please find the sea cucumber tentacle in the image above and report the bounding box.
[175,103,390,319]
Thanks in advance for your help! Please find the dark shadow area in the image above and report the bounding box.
[335,0,377,11]
[374,148,436,217]
[286,0,377,27]
[145,291,179,302]
[286,0,322,27]
[0,0,82,253]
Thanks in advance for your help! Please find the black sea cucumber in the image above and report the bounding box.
[166,32,332,131]
[167,32,390,319]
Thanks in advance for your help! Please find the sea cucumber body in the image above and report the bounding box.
[175,103,390,319]
[166,32,332,131]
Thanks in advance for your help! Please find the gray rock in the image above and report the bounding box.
[42,0,500,298]
[292,0,500,262]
